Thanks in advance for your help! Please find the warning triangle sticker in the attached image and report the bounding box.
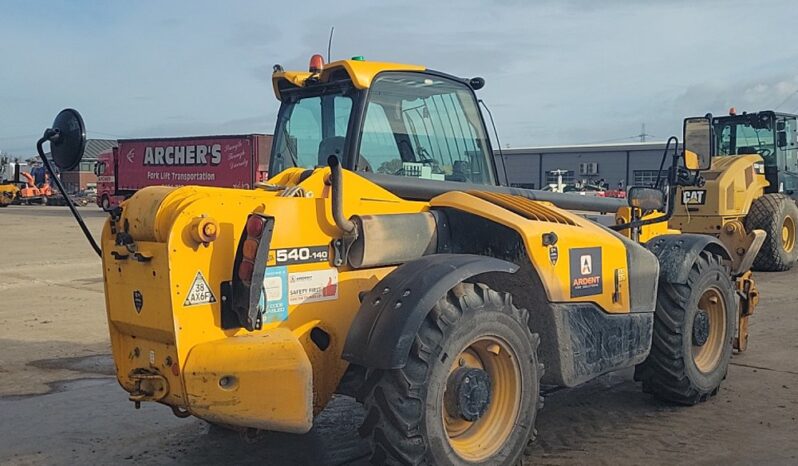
[184,271,217,307]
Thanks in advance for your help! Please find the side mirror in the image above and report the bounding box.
[49,109,86,171]
[628,186,665,211]
[683,116,714,170]
[777,131,788,148]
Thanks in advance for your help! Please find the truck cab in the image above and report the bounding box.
[94,148,123,209]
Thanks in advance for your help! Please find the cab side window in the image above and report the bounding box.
[358,102,401,173]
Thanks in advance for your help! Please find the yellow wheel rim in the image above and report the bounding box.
[692,288,727,373]
[443,336,522,462]
[782,215,795,253]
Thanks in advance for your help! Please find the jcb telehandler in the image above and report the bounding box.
[38,56,761,465]
[669,109,798,271]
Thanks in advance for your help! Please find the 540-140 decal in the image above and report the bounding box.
[270,246,330,265]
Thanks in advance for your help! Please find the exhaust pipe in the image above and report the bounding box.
[327,155,357,235]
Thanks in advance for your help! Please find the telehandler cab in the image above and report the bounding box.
[669,109,798,271]
[39,55,761,465]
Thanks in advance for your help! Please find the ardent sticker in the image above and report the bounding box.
[569,247,603,297]
[288,268,338,305]
[184,271,217,306]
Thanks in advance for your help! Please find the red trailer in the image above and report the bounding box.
[96,134,271,209]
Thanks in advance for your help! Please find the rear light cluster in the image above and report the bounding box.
[238,215,268,284]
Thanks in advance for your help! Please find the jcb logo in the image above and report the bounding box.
[681,189,706,205]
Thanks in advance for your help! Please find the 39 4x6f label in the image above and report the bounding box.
[270,246,330,265]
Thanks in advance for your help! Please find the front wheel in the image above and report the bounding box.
[635,251,736,405]
[358,282,541,466]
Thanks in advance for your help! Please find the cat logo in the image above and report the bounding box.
[681,189,706,205]
[580,255,592,275]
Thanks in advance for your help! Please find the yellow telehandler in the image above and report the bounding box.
[38,56,761,465]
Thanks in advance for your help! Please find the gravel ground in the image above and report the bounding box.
[1,205,796,465]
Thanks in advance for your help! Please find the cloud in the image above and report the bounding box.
[1,0,796,156]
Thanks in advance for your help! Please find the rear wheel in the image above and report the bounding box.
[635,251,736,405]
[745,193,798,271]
[358,282,541,465]
[101,195,111,210]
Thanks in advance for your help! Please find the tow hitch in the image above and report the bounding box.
[128,371,169,408]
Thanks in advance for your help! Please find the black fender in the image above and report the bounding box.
[645,234,732,285]
[341,254,518,370]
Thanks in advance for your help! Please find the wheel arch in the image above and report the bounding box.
[645,234,732,285]
[341,253,519,370]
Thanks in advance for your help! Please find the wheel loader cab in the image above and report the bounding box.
[713,110,798,195]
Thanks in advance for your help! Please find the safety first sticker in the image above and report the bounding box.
[261,266,288,323]
[184,271,217,306]
[569,247,603,298]
[288,268,338,305]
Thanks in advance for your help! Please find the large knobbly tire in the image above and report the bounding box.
[635,251,737,405]
[745,193,798,271]
[358,282,541,466]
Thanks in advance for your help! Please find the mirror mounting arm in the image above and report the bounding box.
[37,134,102,257]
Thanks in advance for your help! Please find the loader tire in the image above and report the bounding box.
[358,282,541,466]
[635,251,736,405]
[745,193,798,271]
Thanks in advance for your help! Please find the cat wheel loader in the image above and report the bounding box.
[38,56,761,465]
[669,110,798,271]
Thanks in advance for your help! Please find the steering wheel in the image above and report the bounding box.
[758,148,772,159]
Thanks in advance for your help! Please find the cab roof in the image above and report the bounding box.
[271,59,425,100]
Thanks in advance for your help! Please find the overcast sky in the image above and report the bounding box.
[2,0,797,156]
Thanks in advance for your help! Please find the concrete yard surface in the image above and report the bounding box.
[0,206,796,465]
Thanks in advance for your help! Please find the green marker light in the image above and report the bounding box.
[351,56,365,61]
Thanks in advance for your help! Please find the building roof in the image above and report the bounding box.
[79,139,117,162]
[29,138,117,167]
[500,141,669,155]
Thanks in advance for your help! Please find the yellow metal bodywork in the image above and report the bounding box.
[431,192,632,312]
[615,206,680,243]
[0,184,18,206]
[101,166,637,432]
[669,154,769,234]
[272,59,425,99]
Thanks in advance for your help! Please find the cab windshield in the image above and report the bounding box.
[270,71,495,185]
[714,112,776,166]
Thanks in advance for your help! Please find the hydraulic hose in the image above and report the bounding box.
[37,133,102,257]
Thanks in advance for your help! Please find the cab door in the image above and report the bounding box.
[777,117,798,197]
